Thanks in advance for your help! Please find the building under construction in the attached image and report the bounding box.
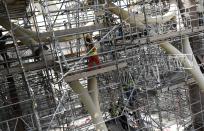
[0,0,204,130]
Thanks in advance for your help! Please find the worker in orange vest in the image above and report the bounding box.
[85,34,100,70]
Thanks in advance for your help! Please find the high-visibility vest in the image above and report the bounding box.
[88,47,97,56]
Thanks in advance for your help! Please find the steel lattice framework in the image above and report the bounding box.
[0,0,204,130]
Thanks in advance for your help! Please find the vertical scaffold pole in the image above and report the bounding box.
[3,1,42,131]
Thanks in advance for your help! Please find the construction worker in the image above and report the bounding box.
[85,34,100,71]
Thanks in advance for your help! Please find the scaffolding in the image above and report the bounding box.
[0,0,204,130]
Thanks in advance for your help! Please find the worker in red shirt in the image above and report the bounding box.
[85,34,100,70]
